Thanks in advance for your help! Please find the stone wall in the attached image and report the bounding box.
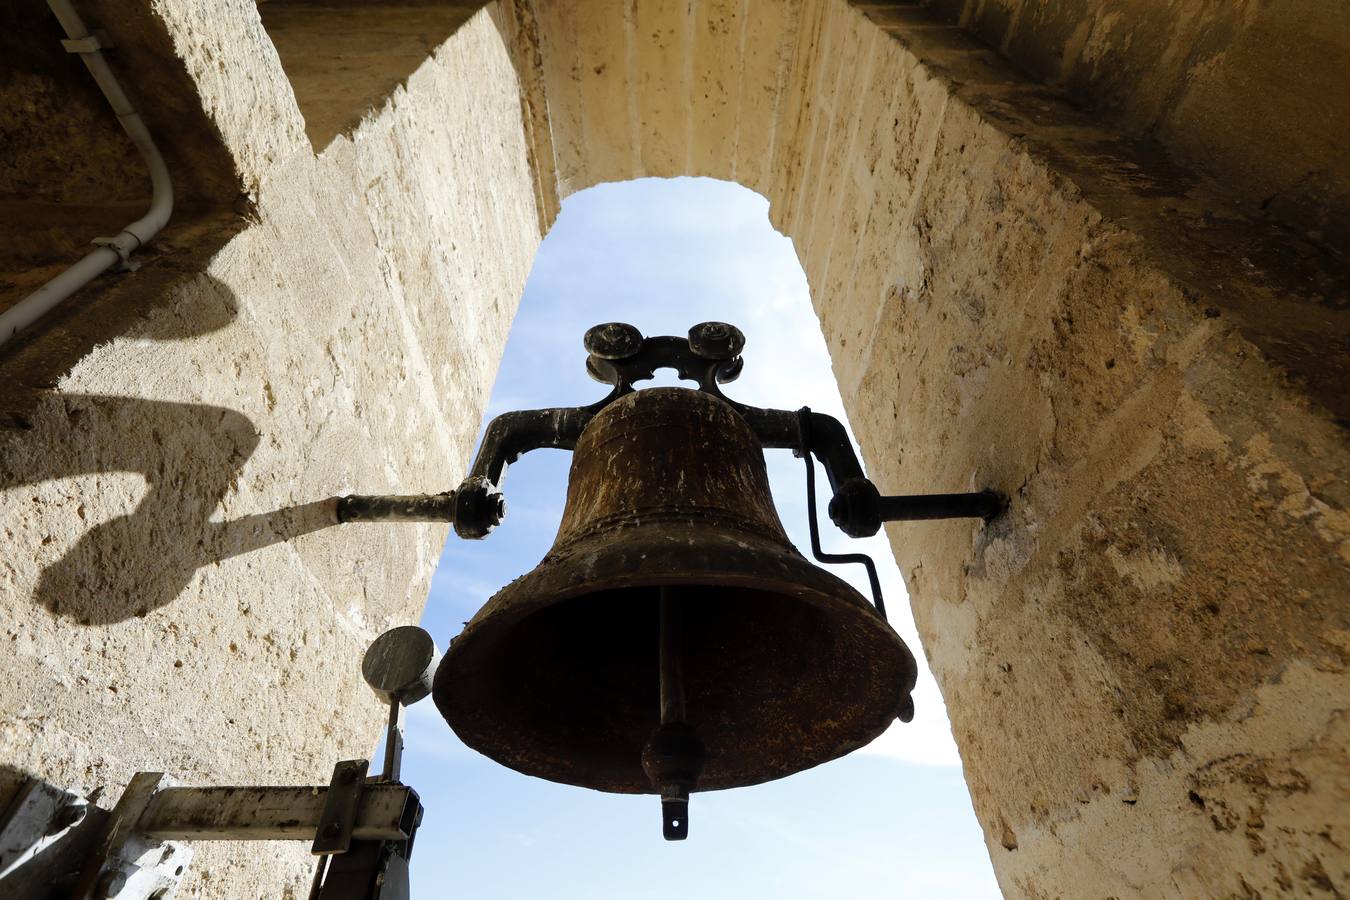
[500,0,1348,895]
[924,0,1350,255]
[0,2,538,895]
[1,0,1345,897]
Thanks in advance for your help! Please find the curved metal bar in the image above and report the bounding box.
[465,406,598,486]
[799,447,886,620]
[738,405,867,492]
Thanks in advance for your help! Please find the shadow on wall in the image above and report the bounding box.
[258,0,490,151]
[0,763,30,813]
[0,276,341,626]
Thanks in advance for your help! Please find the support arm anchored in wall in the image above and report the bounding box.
[337,322,1007,545]
[0,0,173,350]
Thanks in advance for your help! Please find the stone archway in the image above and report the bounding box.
[0,1,1344,897]
[485,2,1350,895]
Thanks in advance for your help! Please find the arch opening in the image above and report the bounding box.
[403,175,1000,897]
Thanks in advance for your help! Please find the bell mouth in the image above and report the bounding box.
[433,530,917,794]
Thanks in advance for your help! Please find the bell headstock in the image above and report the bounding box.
[583,321,746,400]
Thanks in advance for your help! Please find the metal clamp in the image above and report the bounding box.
[89,237,140,272]
[311,760,370,857]
[60,32,112,54]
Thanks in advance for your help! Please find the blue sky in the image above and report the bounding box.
[390,178,999,898]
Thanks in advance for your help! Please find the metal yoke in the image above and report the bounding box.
[338,321,1005,544]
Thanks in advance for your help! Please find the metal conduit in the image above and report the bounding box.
[0,0,173,349]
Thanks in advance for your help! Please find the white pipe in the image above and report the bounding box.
[0,0,173,348]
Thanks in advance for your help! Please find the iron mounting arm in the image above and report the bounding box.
[336,405,596,539]
[742,405,1005,537]
[335,324,1006,542]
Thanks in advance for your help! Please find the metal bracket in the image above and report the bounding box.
[60,32,112,54]
[0,769,423,897]
[0,780,97,897]
[0,776,191,900]
[67,772,192,900]
[311,760,370,857]
[89,237,140,272]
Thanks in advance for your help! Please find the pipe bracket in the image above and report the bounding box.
[90,236,140,271]
[60,32,111,54]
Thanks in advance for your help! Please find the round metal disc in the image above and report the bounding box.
[584,322,644,360]
[362,625,440,706]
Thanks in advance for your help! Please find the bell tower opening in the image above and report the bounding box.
[401,176,999,896]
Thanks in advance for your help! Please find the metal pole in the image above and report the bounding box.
[380,700,404,783]
[336,493,456,523]
[878,489,1005,522]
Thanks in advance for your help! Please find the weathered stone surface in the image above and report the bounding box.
[502,1,1347,894]
[923,0,1350,255]
[1,0,1345,897]
[0,4,538,896]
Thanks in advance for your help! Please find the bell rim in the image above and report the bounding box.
[435,386,917,794]
[434,531,917,795]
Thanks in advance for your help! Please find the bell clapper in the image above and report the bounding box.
[642,586,706,841]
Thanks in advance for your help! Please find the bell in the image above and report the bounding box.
[432,387,916,833]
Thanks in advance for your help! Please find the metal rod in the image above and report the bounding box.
[879,490,1005,522]
[66,772,165,900]
[801,452,887,620]
[336,493,455,523]
[658,586,685,725]
[380,700,404,783]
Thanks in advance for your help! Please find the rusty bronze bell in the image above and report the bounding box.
[336,322,1003,841]
[432,386,917,836]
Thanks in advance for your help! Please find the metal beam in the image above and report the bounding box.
[137,784,419,842]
